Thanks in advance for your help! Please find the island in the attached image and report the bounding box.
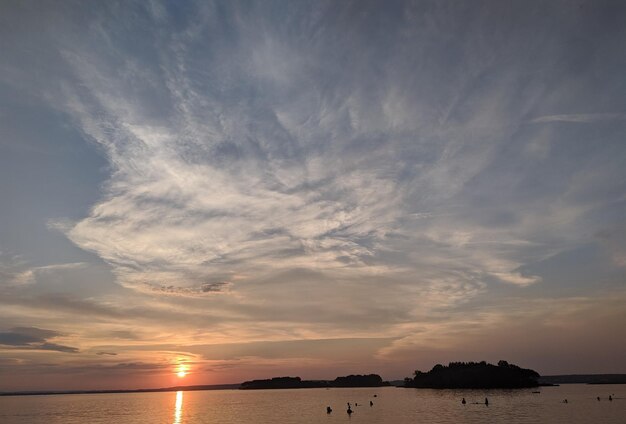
[404,361,540,389]
[240,374,389,390]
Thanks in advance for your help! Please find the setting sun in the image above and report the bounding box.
[176,363,188,378]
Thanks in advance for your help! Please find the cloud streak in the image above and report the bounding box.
[531,113,626,124]
[0,327,78,353]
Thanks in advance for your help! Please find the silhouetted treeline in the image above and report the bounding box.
[240,374,389,390]
[404,360,540,389]
[332,374,386,387]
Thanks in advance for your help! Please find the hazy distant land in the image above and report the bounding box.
[0,384,241,397]
[539,374,626,385]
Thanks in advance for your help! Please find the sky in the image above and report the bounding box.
[1,0,626,392]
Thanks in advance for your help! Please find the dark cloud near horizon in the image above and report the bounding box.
[0,327,78,353]
[0,360,170,376]
[145,281,231,296]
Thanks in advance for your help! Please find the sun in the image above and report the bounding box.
[175,363,188,378]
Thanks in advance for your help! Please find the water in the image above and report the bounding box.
[0,385,624,423]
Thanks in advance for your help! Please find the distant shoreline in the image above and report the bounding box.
[539,374,626,385]
[0,384,241,397]
[3,373,625,397]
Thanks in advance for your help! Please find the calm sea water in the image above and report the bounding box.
[0,384,624,423]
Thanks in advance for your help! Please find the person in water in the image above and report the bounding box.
[461,398,466,405]
[347,403,353,414]
[326,406,332,414]
[485,397,489,406]
[370,401,373,406]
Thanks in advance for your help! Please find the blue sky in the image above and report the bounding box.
[1,0,626,391]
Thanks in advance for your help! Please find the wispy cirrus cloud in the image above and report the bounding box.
[30,4,625,352]
[0,252,87,286]
[48,0,568,305]
[531,113,626,124]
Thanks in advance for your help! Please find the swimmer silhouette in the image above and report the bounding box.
[461,398,466,405]
[347,403,353,415]
[326,406,332,414]
[485,397,489,406]
[609,395,613,401]
[370,401,373,406]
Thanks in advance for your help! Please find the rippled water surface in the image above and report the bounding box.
[1,384,624,423]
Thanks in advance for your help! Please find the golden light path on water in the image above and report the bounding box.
[173,391,183,424]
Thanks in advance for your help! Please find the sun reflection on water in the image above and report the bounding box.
[173,391,183,424]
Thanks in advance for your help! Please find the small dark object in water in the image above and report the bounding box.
[326,406,332,414]
[609,395,613,401]
[347,403,353,414]
[563,399,568,404]
[373,394,377,397]
[532,391,540,394]
[370,401,373,406]
[485,397,489,406]
[461,398,466,405]
[597,397,600,401]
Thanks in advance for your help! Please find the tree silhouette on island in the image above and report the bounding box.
[240,374,388,390]
[404,360,540,389]
[239,362,541,390]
